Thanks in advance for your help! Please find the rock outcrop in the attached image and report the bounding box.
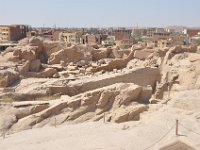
[5,83,149,132]
[0,70,19,87]
[48,45,93,65]
[1,38,200,135]
[91,48,135,72]
[69,67,160,95]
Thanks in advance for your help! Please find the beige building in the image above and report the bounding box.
[62,32,81,44]
[0,26,13,42]
[147,28,166,37]
[0,25,29,43]
[102,36,115,47]
[157,35,188,48]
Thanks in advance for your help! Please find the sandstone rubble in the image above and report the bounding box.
[0,37,200,135]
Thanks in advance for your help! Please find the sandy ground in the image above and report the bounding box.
[0,90,200,150]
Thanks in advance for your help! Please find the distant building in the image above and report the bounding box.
[114,29,136,48]
[165,28,175,34]
[183,28,200,37]
[0,24,30,43]
[152,32,170,43]
[96,34,107,44]
[87,34,98,45]
[170,35,189,45]
[102,35,115,47]
[43,30,54,41]
[62,32,82,44]
[148,28,170,46]
[147,28,166,37]
[114,29,132,41]
[81,34,106,45]
[26,31,37,38]
[19,25,30,38]
[156,34,189,48]
[52,30,64,41]
[82,34,96,45]
[27,28,54,41]
[132,28,147,37]
[26,29,66,42]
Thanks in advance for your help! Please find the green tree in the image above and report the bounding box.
[196,38,200,46]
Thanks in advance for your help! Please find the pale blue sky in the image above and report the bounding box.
[0,0,199,27]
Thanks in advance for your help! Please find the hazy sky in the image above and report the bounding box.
[0,0,199,28]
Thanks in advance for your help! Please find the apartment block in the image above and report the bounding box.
[114,29,135,48]
[183,29,200,37]
[114,29,132,41]
[81,34,105,45]
[0,25,30,43]
[102,36,115,47]
[147,28,166,37]
[132,28,147,37]
[62,32,81,44]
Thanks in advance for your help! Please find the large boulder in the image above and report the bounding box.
[29,59,41,72]
[91,49,135,73]
[26,68,57,78]
[18,38,29,46]
[8,83,152,132]
[92,48,111,61]
[112,105,148,123]
[139,86,153,103]
[0,70,19,87]
[43,40,65,57]
[0,114,17,131]
[69,67,160,95]
[29,36,44,47]
[116,84,142,105]
[18,61,30,75]
[13,46,37,61]
[13,67,160,98]
[134,49,155,60]
[48,45,93,65]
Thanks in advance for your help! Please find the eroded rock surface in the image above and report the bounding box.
[2,83,149,132]
[0,38,199,135]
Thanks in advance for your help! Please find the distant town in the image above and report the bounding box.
[1,25,200,150]
[0,24,200,51]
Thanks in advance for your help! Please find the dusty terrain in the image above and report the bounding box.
[0,37,200,150]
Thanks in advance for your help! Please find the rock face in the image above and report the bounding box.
[92,48,111,61]
[116,84,142,105]
[91,49,135,72]
[1,37,200,135]
[12,46,37,61]
[17,38,29,46]
[26,68,57,78]
[134,49,155,60]
[0,70,19,87]
[29,59,41,72]
[112,105,148,123]
[150,46,200,100]
[29,36,44,47]
[69,67,160,95]
[6,83,149,132]
[48,45,93,65]
[43,40,65,57]
[18,61,30,75]
[0,103,49,131]
[8,67,159,99]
